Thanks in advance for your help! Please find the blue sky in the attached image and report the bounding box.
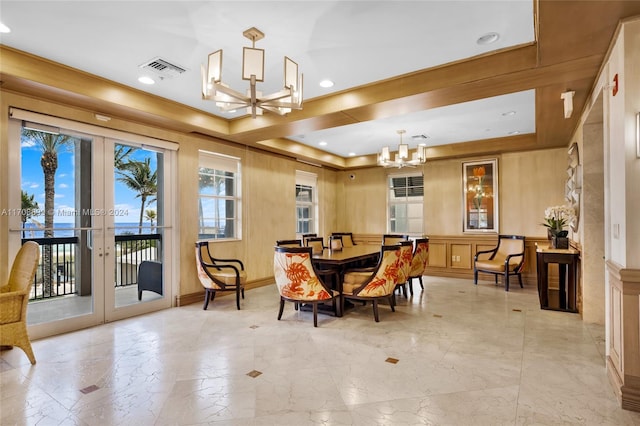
[21,136,158,226]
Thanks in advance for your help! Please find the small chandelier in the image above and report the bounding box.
[201,27,303,118]
[378,130,427,168]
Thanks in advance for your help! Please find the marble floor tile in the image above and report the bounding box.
[2,276,640,425]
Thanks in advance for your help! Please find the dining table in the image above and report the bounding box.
[306,244,381,317]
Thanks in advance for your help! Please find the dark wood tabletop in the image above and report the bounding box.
[311,244,380,265]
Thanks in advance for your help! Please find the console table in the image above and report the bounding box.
[536,244,580,313]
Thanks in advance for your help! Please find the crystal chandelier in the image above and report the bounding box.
[378,130,427,168]
[201,27,303,118]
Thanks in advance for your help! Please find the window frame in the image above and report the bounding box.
[198,151,242,241]
[295,170,318,235]
[387,172,424,236]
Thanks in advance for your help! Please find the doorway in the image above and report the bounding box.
[8,111,176,339]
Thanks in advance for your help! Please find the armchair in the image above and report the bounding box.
[342,245,401,322]
[474,235,525,291]
[407,238,429,295]
[273,246,340,327]
[0,241,40,364]
[195,241,247,310]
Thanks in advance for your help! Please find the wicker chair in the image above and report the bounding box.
[0,241,40,364]
[407,238,429,295]
[195,241,247,310]
[273,246,340,327]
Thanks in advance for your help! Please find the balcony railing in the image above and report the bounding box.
[22,233,162,300]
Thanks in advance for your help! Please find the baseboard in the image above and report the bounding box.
[175,277,274,307]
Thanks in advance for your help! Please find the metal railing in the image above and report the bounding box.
[22,233,162,300]
[114,233,161,287]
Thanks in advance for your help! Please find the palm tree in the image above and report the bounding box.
[22,129,73,296]
[117,158,157,233]
[20,190,39,238]
[114,144,137,171]
[144,209,157,233]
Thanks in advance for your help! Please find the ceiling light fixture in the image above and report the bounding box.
[319,79,334,88]
[378,130,427,168]
[138,76,155,85]
[201,27,303,119]
[0,22,11,33]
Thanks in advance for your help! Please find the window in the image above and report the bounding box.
[198,151,241,240]
[388,173,424,235]
[295,171,317,234]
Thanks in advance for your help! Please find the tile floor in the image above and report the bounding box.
[2,276,639,425]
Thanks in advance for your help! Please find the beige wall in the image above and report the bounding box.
[0,90,567,303]
[336,151,567,239]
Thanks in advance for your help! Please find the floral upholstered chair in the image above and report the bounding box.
[273,246,340,327]
[195,241,247,310]
[407,238,429,295]
[394,240,413,298]
[0,241,40,364]
[474,235,525,291]
[341,245,401,322]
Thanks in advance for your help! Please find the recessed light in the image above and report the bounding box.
[508,130,521,135]
[318,141,327,146]
[138,76,155,85]
[0,22,11,33]
[502,110,516,116]
[348,152,356,157]
[319,79,334,88]
[477,32,500,45]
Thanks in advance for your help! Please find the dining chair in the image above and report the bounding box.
[276,239,302,247]
[394,240,413,298]
[382,234,409,245]
[301,233,317,246]
[273,246,341,327]
[341,245,401,322]
[407,238,429,295]
[473,235,525,291]
[305,237,325,255]
[331,232,356,247]
[328,235,343,251]
[0,241,40,364]
[195,241,247,310]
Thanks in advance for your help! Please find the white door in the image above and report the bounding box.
[8,112,176,339]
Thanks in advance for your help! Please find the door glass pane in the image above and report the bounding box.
[20,127,94,324]
[113,143,164,308]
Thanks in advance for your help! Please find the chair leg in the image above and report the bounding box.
[518,273,523,288]
[408,278,414,296]
[278,298,285,320]
[372,300,380,322]
[203,289,211,310]
[313,303,318,327]
[389,295,395,312]
[505,272,510,291]
[241,287,245,299]
[236,287,241,310]
[419,276,424,289]
[138,290,143,301]
[474,270,478,285]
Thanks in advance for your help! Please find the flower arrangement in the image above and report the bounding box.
[472,166,486,209]
[542,205,575,236]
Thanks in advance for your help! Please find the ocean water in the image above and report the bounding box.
[21,222,156,238]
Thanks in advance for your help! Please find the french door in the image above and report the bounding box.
[8,110,176,339]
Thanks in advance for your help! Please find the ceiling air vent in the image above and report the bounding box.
[139,57,187,79]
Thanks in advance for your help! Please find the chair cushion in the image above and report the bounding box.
[475,257,521,272]
[209,269,247,286]
[343,270,373,285]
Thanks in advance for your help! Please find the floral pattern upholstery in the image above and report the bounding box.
[396,242,413,285]
[344,246,401,297]
[409,239,429,278]
[273,249,337,302]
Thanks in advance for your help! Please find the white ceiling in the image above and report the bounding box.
[0,0,536,158]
